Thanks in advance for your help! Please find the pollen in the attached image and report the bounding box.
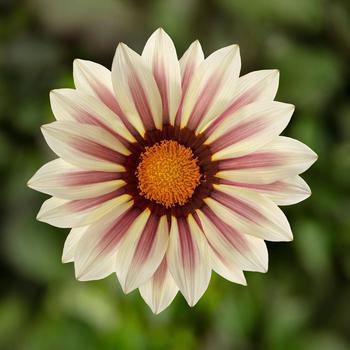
[136,140,201,208]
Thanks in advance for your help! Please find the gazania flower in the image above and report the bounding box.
[28,28,317,314]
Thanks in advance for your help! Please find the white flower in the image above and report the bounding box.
[28,28,317,314]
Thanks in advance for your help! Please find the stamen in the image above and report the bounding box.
[136,140,201,208]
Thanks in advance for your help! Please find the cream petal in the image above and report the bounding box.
[206,101,294,160]
[116,214,168,293]
[217,136,318,184]
[198,203,268,273]
[62,226,87,263]
[28,158,124,200]
[139,258,178,314]
[210,246,247,285]
[167,215,211,306]
[210,185,293,241]
[41,121,129,172]
[142,28,181,125]
[73,201,139,281]
[181,45,241,132]
[112,43,163,134]
[50,88,134,144]
[205,70,279,136]
[37,193,130,228]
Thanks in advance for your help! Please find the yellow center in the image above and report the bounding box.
[136,140,201,208]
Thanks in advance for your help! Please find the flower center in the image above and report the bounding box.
[136,140,201,208]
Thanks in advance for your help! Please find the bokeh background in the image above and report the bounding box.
[1,0,350,349]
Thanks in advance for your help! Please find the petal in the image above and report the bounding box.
[28,158,124,200]
[73,59,143,136]
[210,246,247,285]
[41,121,129,172]
[116,214,169,293]
[167,215,211,306]
[180,45,241,132]
[217,136,318,184]
[211,185,293,241]
[112,43,163,133]
[73,201,140,281]
[179,40,205,94]
[198,202,269,273]
[175,40,205,126]
[142,28,181,125]
[206,101,294,160]
[37,193,130,228]
[50,89,134,144]
[139,258,178,314]
[205,70,279,136]
[62,226,87,263]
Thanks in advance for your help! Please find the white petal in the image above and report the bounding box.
[37,194,131,228]
[179,40,204,94]
[206,101,294,160]
[218,136,318,184]
[262,176,312,205]
[41,121,129,172]
[205,70,279,136]
[73,200,137,281]
[112,43,163,134]
[197,204,268,273]
[50,88,134,143]
[210,247,247,285]
[167,215,211,306]
[116,214,168,293]
[28,158,124,200]
[142,28,181,125]
[211,184,293,241]
[139,258,178,314]
[62,226,87,263]
[181,45,241,132]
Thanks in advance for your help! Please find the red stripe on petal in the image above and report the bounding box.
[209,118,268,154]
[132,214,160,265]
[218,152,283,170]
[62,171,122,186]
[67,188,125,212]
[211,190,264,223]
[129,75,156,130]
[98,208,141,253]
[71,137,126,164]
[177,217,196,272]
[153,59,170,124]
[202,206,247,251]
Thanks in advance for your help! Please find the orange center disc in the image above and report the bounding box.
[136,140,201,208]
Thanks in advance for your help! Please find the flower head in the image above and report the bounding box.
[28,28,317,314]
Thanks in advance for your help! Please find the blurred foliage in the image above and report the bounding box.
[1,0,350,349]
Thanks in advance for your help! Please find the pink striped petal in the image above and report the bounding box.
[37,193,129,228]
[217,136,318,184]
[205,70,279,136]
[115,214,168,293]
[180,45,241,132]
[50,89,134,145]
[112,43,163,134]
[206,101,294,160]
[28,158,124,200]
[139,258,178,314]
[211,185,293,241]
[73,201,140,281]
[167,215,211,306]
[62,226,87,263]
[175,40,204,126]
[41,121,129,172]
[198,201,268,273]
[142,28,181,125]
[73,59,140,136]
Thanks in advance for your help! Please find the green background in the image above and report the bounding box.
[1,0,350,349]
